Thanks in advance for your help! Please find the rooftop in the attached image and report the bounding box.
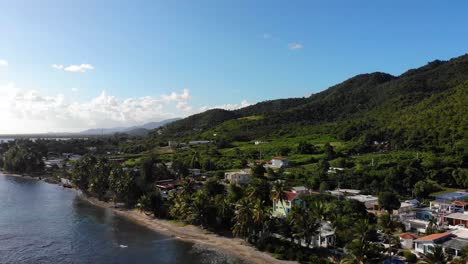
[436,191,468,202]
[445,212,468,221]
[271,157,288,161]
[415,232,452,242]
[442,238,468,251]
[284,191,299,201]
[400,233,417,239]
[347,194,378,203]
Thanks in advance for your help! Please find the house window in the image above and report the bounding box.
[285,201,290,206]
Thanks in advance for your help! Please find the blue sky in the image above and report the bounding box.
[0,0,467,133]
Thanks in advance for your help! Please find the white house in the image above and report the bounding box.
[327,167,344,173]
[399,233,416,249]
[270,157,289,168]
[225,170,251,185]
[414,232,452,255]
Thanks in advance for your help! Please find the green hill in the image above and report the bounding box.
[154,54,468,155]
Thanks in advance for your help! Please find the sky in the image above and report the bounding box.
[1,0,467,134]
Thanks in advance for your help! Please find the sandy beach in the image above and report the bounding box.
[0,172,295,264]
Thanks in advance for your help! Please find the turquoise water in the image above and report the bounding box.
[0,175,244,264]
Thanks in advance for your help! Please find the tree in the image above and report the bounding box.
[3,144,44,173]
[204,178,225,196]
[109,168,139,206]
[323,143,336,160]
[71,155,98,191]
[251,164,266,178]
[378,214,399,257]
[378,192,400,214]
[270,180,288,214]
[232,198,254,240]
[137,189,164,217]
[413,179,441,199]
[88,158,113,200]
[297,141,317,154]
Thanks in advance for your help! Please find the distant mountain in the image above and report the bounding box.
[79,118,181,135]
[155,54,468,152]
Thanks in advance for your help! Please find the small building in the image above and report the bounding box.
[314,222,336,248]
[291,186,310,195]
[399,233,417,249]
[188,140,211,145]
[414,232,452,255]
[395,202,416,215]
[270,157,289,168]
[327,188,361,196]
[327,167,345,174]
[347,194,379,210]
[443,212,468,228]
[189,168,201,177]
[225,170,251,185]
[273,191,304,217]
[405,199,420,207]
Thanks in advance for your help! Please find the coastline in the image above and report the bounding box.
[0,172,295,264]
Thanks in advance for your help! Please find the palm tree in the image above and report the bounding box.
[302,211,321,248]
[251,199,272,242]
[309,200,327,221]
[378,213,398,257]
[232,198,254,240]
[188,190,210,227]
[270,180,288,215]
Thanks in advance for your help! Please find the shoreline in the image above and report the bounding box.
[0,172,295,264]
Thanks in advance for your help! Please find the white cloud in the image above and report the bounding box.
[288,43,303,50]
[52,63,94,73]
[0,84,193,133]
[71,88,79,92]
[0,59,8,66]
[51,64,64,70]
[65,64,94,72]
[200,99,252,112]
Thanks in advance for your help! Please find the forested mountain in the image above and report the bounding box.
[156,54,468,154]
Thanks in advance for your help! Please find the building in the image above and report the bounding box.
[443,212,468,228]
[327,188,361,196]
[315,222,336,248]
[225,170,251,185]
[399,233,417,249]
[405,199,420,207]
[327,167,345,174]
[347,195,379,210]
[273,191,304,217]
[395,202,416,215]
[189,168,201,177]
[291,186,310,195]
[270,157,289,168]
[430,200,466,214]
[414,232,452,255]
[188,140,211,145]
[435,191,468,203]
